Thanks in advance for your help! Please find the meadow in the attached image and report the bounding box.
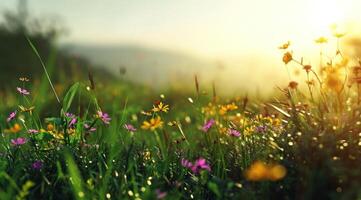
[1,33,361,200]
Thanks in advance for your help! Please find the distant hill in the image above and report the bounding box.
[61,44,218,89]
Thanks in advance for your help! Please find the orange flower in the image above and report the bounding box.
[282,52,293,64]
[4,123,22,133]
[47,124,54,131]
[245,161,287,181]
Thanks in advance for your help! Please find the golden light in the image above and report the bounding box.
[307,0,347,36]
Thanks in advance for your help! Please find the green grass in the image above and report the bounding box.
[1,37,361,200]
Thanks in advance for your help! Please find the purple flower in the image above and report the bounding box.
[7,111,16,122]
[28,129,39,134]
[191,158,211,174]
[65,112,75,118]
[124,124,137,132]
[16,87,30,95]
[97,111,111,124]
[32,160,43,170]
[155,189,167,199]
[181,157,211,174]
[228,129,241,137]
[202,119,215,132]
[11,137,27,146]
[84,124,96,132]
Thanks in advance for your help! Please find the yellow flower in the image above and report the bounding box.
[268,164,287,181]
[4,123,22,133]
[245,161,287,181]
[141,116,163,130]
[245,161,269,181]
[152,102,170,113]
[278,41,290,50]
[219,103,238,115]
[282,52,293,64]
[315,36,328,44]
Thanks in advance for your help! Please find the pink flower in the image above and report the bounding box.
[16,87,30,95]
[124,124,137,132]
[7,111,16,122]
[181,157,211,174]
[28,129,39,134]
[84,124,97,132]
[11,137,27,146]
[97,111,111,124]
[202,119,215,132]
[228,129,240,137]
[155,189,167,199]
[32,160,43,170]
[69,118,77,127]
[66,112,77,127]
[191,158,211,174]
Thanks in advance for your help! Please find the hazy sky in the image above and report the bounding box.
[1,0,361,95]
[1,0,360,59]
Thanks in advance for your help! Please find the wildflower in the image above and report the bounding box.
[69,118,77,127]
[202,119,215,132]
[303,65,312,73]
[268,164,287,181]
[28,129,39,134]
[315,36,328,44]
[84,124,96,132]
[333,32,346,38]
[191,158,211,174]
[32,160,43,170]
[245,161,286,181]
[228,129,241,137]
[11,137,27,146]
[5,123,22,133]
[278,41,290,49]
[16,87,30,95]
[65,112,75,118]
[181,157,211,174]
[141,116,163,131]
[325,70,343,92]
[219,103,238,115]
[7,111,16,122]
[244,161,268,181]
[155,189,167,199]
[152,102,170,113]
[288,81,298,89]
[97,111,111,124]
[124,124,137,132]
[282,52,293,64]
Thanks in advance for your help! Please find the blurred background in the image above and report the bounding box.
[1,0,361,96]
